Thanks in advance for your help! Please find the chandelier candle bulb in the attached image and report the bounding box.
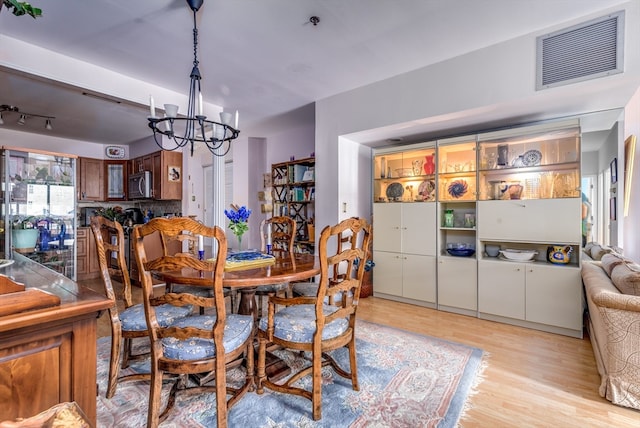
[198,92,203,116]
[149,95,156,118]
[235,110,239,129]
[164,114,171,132]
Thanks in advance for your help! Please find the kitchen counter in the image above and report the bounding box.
[0,252,111,425]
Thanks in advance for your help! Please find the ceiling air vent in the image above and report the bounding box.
[536,11,624,90]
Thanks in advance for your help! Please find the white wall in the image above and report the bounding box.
[623,87,640,259]
[315,2,640,240]
[0,127,105,158]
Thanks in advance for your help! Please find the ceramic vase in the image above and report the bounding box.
[424,155,435,174]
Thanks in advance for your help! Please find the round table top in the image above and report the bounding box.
[155,252,320,288]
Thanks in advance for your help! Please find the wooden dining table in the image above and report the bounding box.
[155,251,320,319]
[153,250,320,383]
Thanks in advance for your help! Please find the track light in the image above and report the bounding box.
[0,105,55,130]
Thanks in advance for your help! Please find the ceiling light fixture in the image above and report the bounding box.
[0,104,55,130]
[147,0,239,157]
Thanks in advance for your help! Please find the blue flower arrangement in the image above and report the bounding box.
[224,204,251,245]
[354,258,375,271]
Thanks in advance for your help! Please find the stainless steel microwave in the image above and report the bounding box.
[129,171,152,199]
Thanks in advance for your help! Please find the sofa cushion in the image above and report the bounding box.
[610,262,640,296]
[601,253,626,277]
[590,245,612,261]
[584,241,597,253]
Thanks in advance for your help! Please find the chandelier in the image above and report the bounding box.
[147,0,239,157]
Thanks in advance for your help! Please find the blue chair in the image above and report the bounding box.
[133,217,254,428]
[256,217,372,420]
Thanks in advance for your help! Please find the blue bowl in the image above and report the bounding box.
[447,248,476,257]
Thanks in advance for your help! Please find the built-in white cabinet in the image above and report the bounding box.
[372,143,438,306]
[437,257,477,315]
[478,260,582,333]
[371,119,584,338]
[477,199,580,243]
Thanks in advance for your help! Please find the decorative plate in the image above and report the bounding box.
[105,145,125,159]
[522,149,542,166]
[447,179,468,198]
[418,180,436,201]
[386,182,404,201]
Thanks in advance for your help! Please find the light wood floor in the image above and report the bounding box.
[82,278,640,427]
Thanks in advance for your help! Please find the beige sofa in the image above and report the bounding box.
[582,250,640,410]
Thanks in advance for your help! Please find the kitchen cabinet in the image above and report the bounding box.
[105,160,127,201]
[478,259,582,333]
[129,150,182,200]
[76,227,99,281]
[78,157,104,201]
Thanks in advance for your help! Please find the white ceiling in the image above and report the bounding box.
[0,0,634,147]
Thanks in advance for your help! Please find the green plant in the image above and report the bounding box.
[1,1,42,18]
[12,215,36,229]
[95,206,126,224]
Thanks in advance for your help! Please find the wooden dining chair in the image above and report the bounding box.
[256,217,372,420]
[250,216,296,316]
[90,216,193,399]
[133,217,254,428]
[159,223,235,314]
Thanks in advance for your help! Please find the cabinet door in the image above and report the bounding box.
[105,160,127,200]
[372,250,402,296]
[478,199,580,243]
[525,265,582,330]
[76,228,88,275]
[478,260,525,319]
[403,254,436,303]
[373,204,402,253]
[402,203,437,256]
[438,257,477,311]
[78,157,103,201]
[156,151,182,200]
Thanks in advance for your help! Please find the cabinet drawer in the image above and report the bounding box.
[478,198,580,243]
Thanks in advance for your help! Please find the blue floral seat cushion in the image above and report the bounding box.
[161,314,254,360]
[119,303,193,331]
[258,304,349,343]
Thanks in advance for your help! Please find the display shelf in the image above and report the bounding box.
[271,157,315,253]
[478,124,580,201]
[374,145,436,203]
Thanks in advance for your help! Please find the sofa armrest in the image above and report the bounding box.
[583,262,640,311]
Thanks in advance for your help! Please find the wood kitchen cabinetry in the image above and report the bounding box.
[104,159,127,201]
[78,157,104,201]
[130,150,182,200]
[76,227,100,281]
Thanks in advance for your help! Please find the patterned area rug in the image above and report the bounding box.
[96,321,486,427]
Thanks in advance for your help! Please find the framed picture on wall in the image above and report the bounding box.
[610,157,618,184]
